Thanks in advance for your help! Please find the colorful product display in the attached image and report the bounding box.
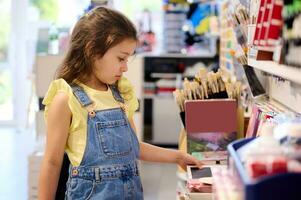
[253,0,283,47]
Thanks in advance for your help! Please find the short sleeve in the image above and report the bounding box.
[117,77,139,119]
[42,78,82,130]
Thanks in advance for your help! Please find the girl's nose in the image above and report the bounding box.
[121,63,128,72]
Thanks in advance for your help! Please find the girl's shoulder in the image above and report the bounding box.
[42,78,85,126]
[42,78,74,106]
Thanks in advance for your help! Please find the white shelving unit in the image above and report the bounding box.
[248,58,301,85]
[247,58,301,114]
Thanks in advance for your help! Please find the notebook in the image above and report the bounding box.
[185,99,237,156]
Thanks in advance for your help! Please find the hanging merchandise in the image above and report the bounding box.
[183,2,219,55]
[188,3,211,35]
[136,9,156,53]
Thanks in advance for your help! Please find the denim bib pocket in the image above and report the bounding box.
[67,177,95,200]
[97,119,132,157]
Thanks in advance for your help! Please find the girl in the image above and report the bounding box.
[38,6,202,200]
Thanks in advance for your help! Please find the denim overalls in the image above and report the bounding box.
[65,84,143,200]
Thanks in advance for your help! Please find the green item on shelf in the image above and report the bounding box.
[191,152,204,160]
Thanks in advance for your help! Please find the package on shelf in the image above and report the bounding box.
[185,165,213,200]
[228,138,301,200]
[184,165,228,200]
[238,122,290,179]
[253,0,283,47]
[156,78,177,95]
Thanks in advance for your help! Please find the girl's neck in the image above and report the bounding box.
[81,77,108,92]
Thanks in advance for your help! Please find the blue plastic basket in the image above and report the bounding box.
[227,138,301,200]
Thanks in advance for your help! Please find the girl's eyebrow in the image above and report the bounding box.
[120,51,134,56]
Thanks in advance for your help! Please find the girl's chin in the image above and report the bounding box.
[107,79,118,85]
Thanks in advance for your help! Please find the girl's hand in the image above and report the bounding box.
[177,151,203,171]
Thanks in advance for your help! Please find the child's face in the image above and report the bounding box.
[92,38,137,85]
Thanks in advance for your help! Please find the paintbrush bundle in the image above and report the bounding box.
[173,67,241,127]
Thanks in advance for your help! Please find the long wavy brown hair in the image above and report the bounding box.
[56,6,138,83]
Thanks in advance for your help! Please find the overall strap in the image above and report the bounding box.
[109,84,125,103]
[71,84,93,107]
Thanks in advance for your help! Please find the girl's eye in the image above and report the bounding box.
[118,57,126,62]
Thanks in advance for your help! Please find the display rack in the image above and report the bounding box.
[219,1,236,75]
[248,58,301,85]
[211,0,301,199]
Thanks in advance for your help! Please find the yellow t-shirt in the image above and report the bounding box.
[42,77,139,166]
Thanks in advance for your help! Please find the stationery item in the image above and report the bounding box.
[199,177,213,185]
[247,157,288,179]
[187,166,213,193]
[191,151,228,165]
[187,179,213,193]
[253,0,283,47]
[264,0,283,46]
[185,99,237,155]
[173,68,240,128]
[185,99,237,133]
[245,104,262,138]
[253,0,266,45]
[188,166,212,179]
[243,65,266,98]
[259,0,271,46]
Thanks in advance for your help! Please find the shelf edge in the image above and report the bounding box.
[248,59,301,85]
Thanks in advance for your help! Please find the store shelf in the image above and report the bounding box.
[143,93,174,99]
[248,58,301,85]
[150,72,181,79]
[138,51,216,58]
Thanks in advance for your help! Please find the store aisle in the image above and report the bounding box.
[0,128,178,200]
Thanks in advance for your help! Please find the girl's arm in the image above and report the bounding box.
[129,118,203,170]
[38,92,71,200]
